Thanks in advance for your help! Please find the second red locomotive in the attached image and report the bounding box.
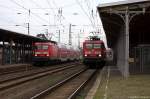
[82,36,106,68]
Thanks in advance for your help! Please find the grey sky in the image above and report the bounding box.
[0,0,125,46]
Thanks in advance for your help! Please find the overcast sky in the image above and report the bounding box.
[0,0,125,46]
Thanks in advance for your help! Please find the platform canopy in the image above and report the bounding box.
[97,0,150,76]
[97,0,150,48]
[0,29,56,44]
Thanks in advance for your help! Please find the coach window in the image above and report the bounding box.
[86,44,92,49]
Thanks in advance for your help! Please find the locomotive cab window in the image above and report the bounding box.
[34,45,48,50]
[93,44,101,48]
[85,44,92,49]
[37,45,42,50]
[42,45,48,50]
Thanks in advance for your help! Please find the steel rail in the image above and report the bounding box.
[0,63,77,84]
[0,64,78,91]
[68,70,97,99]
[30,68,88,99]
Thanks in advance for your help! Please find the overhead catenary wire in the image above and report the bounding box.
[51,0,66,24]
[85,0,104,33]
[0,4,24,12]
[46,0,58,29]
[10,0,50,24]
[46,0,56,15]
[52,0,59,8]
[29,2,79,9]
[30,0,55,33]
[75,0,96,29]
[87,0,100,30]
[48,0,70,31]
[30,0,53,16]
[0,0,56,35]
[0,4,48,25]
[60,2,78,8]
[0,15,28,29]
[0,21,40,34]
[86,0,96,26]
[45,0,61,40]
[77,0,95,26]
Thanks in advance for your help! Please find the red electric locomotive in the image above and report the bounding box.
[32,41,59,65]
[82,36,106,68]
[32,41,80,65]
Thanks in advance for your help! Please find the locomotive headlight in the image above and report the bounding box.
[85,54,87,57]
[35,54,37,56]
[99,54,102,57]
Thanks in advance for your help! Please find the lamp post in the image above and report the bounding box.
[45,13,51,32]
[17,9,30,35]
[28,9,30,35]
[69,24,76,45]
[78,30,81,48]
[69,24,72,45]
[58,30,60,43]
[27,23,29,35]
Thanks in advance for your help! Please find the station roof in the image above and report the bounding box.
[97,0,150,47]
[0,28,56,44]
[98,0,150,8]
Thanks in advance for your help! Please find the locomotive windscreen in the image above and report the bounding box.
[34,45,49,50]
[93,44,101,48]
[89,36,100,41]
[85,43,102,49]
[85,44,93,49]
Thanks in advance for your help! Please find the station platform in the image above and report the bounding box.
[85,66,150,99]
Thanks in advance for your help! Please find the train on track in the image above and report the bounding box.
[32,41,80,65]
[82,36,106,68]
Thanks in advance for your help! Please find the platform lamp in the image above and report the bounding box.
[69,24,77,45]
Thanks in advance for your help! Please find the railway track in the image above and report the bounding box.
[0,62,76,76]
[0,64,34,75]
[0,62,81,91]
[31,69,96,99]
[0,62,78,84]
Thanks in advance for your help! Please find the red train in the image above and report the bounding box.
[32,41,80,65]
[82,36,106,68]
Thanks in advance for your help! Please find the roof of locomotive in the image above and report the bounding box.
[34,40,57,44]
[83,39,104,43]
[83,36,104,43]
[34,41,57,45]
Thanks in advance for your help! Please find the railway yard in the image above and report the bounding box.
[0,62,150,99]
[0,62,98,99]
[0,0,150,99]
